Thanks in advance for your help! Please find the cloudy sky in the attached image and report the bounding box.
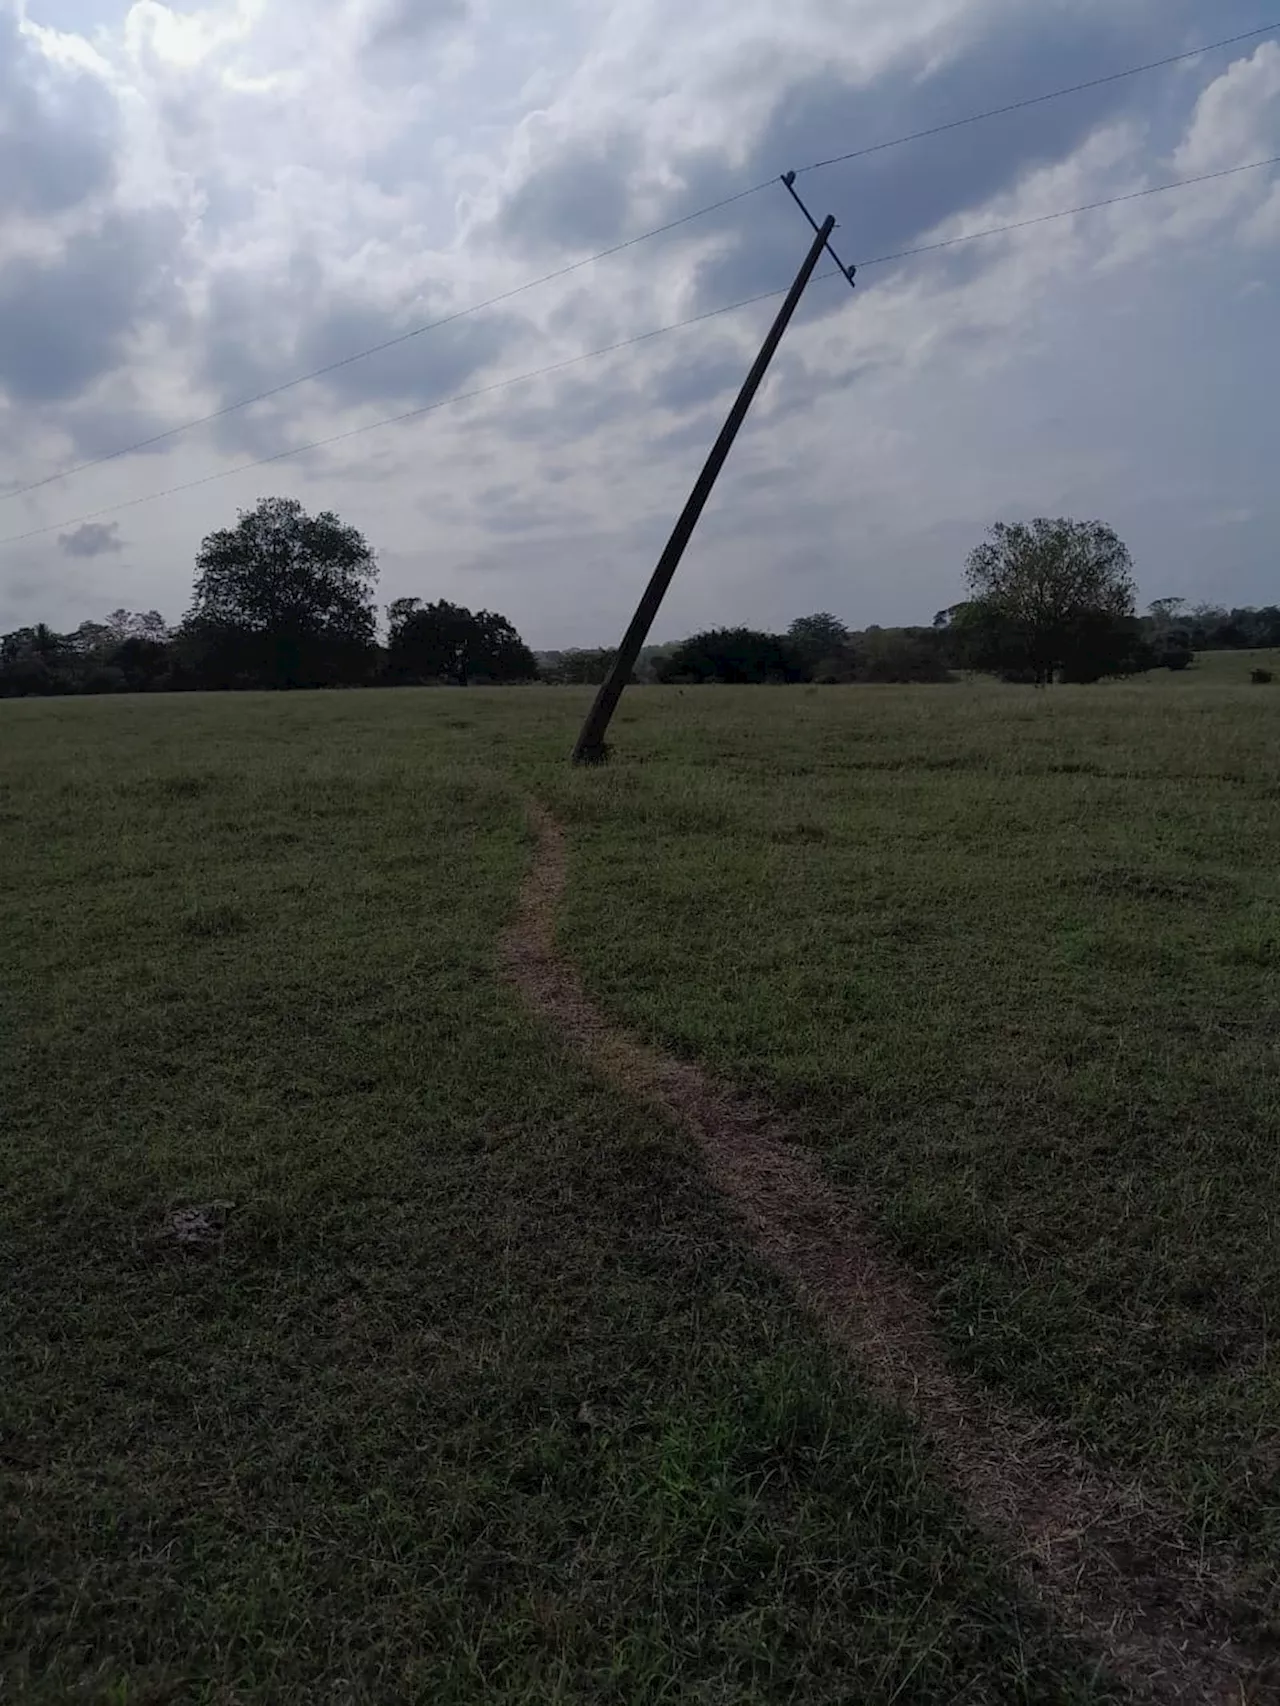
[1,0,1277,646]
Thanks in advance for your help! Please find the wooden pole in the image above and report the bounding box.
[571,213,836,764]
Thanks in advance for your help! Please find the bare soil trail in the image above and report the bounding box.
[502,801,1277,1706]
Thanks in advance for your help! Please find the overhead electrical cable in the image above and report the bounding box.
[0,183,775,505]
[0,277,842,548]
[855,154,1280,268]
[792,22,1280,175]
[3,19,1273,505]
[5,150,1277,551]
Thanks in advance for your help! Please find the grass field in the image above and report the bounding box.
[550,662,1280,1568]
[3,656,1278,1700]
[1177,647,1280,684]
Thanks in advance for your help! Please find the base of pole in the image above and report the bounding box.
[571,741,611,766]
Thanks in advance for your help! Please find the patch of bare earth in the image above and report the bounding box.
[502,802,1277,1706]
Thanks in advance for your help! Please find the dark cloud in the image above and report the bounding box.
[197,266,526,457]
[645,338,747,414]
[694,481,851,559]
[500,132,640,254]
[58,520,123,558]
[0,544,99,635]
[500,302,852,465]
[492,0,1262,312]
[363,0,468,53]
[53,397,181,463]
[683,17,1139,307]
[0,8,118,218]
[479,495,570,536]
[755,349,880,425]
[475,480,522,508]
[300,299,523,410]
[684,0,1236,308]
[649,407,724,457]
[499,357,646,446]
[0,210,186,405]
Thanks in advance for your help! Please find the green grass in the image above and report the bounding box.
[1,691,1119,1704]
[542,674,1280,1607]
[1178,645,1280,684]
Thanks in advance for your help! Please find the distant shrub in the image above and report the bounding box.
[858,630,954,684]
[1250,668,1273,685]
[82,665,128,694]
[541,647,627,686]
[1157,627,1194,671]
[811,653,859,685]
[656,628,803,684]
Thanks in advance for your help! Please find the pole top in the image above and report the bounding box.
[780,175,857,293]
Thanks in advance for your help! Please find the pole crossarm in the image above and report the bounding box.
[780,173,859,291]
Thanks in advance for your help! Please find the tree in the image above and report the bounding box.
[786,612,854,679]
[0,612,179,696]
[964,518,1136,685]
[106,608,169,645]
[1148,597,1187,629]
[1143,601,1195,670]
[656,628,803,684]
[939,600,1025,676]
[0,626,66,696]
[112,634,173,690]
[1057,612,1155,682]
[70,621,117,659]
[1181,604,1280,652]
[385,597,422,638]
[28,623,64,662]
[184,497,377,688]
[386,599,537,685]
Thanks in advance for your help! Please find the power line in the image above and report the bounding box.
[5,149,1276,552]
[794,22,1280,175]
[0,182,774,507]
[3,19,1274,508]
[855,154,1280,269]
[0,277,841,549]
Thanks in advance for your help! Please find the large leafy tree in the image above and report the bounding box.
[0,624,68,696]
[786,612,854,676]
[386,598,537,685]
[964,518,1136,685]
[942,596,1151,683]
[106,608,169,645]
[184,497,377,687]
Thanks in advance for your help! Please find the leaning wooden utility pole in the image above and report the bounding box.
[571,180,857,764]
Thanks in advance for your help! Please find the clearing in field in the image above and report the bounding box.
[3,670,1278,1702]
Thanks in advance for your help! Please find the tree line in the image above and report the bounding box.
[1,498,538,697]
[1,500,1273,698]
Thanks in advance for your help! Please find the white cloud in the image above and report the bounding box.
[1,0,1279,643]
[1176,41,1280,172]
